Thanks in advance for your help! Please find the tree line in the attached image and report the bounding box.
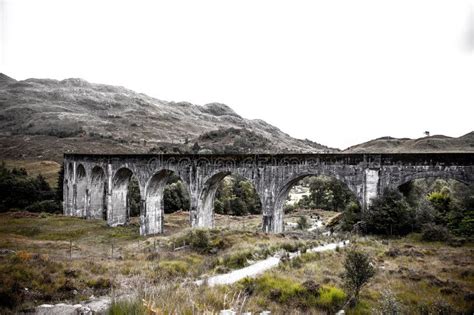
[0,162,61,213]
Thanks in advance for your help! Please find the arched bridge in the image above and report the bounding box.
[63,153,474,236]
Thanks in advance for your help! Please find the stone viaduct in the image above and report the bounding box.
[63,153,474,236]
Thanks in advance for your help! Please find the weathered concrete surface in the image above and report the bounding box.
[63,153,474,236]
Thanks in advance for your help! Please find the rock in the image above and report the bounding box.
[36,303,82,315]
[326,213,343,227]
[0,249,16,255]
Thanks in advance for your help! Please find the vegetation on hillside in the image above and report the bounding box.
[0,162,59,213]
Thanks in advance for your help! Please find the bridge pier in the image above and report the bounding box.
[362,168,381,210]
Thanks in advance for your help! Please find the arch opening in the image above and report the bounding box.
[395,177,473,236]
[89,166,106,220]
[75,164,87,217]
[144,170,191,235]
[275,174,360,233]
[198,172,262,229]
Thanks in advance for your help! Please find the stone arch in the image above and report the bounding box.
[196,170,263,228]
[273,172,360,233]
[110,167,140,226]
[75,164,87,217]
[89,166,107,220]
[143,169,191,235]
[393,172,472,190]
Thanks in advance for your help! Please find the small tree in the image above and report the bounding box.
[363,189,414,235]
[192,142,200,153]
[343,249,375,304]
[374,289,402,315]
[297,215,309,230]
[341,201,361,231]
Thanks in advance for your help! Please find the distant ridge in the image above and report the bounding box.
[343,132,474,153]
[0,73,16,86]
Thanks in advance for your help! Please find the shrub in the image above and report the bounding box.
[25,200,61,213]
[363,189,414,236]
[373,289,402,315]
[341,201,361,231]
[239,275,345,311]
[219,250,253,269]
[86,277,111,291]
[343,249,375,304]
[297,215,309,230]
[189,229,211,252]
[284,203,297,213]
[251,275,308,304]
[428,191,451,217]
[421,224,451,242]
[316,286,346,313]
[156,261,188,278]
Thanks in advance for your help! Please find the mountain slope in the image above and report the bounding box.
[0,75,334,161]
[343,132,474,153]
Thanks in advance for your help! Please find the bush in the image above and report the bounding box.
[316,286,346,313]
[421,224,451,242]
[343,249,375,304]
[373,289,402,315]
[219,250,253,269]
[284,203,297,214]
[188,229,211,252]
[297,215,309,230]
[25,200,61,213]
[156,261,189,278]
[341,201,361,231]
[239,275,345,311]
[363,189,414,236]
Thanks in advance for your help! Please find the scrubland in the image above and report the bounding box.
[0,210,472,314]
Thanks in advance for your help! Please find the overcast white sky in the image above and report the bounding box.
[1,0,473,149]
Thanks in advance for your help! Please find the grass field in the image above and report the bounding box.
[0,210,472,314]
